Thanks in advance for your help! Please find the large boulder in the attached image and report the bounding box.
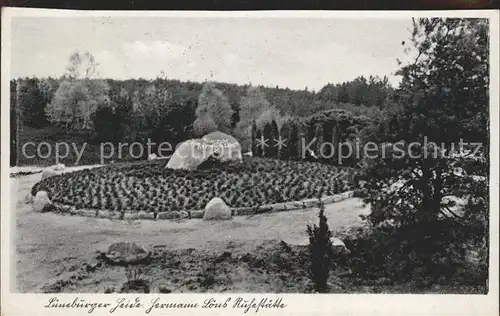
[203,197,232,220]
[104,242,150,266]
[166,131,242,170]
[33,191,52,212]
[200,131,243,163]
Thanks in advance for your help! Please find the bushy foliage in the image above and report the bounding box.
[252,109,372,166]
[318,75,393,108]
[32,157,354,214]
[235,86,278,150]
[15,78,48,128]
[130,83,169,130]
[46,52,110,131]
[46,79,110,131]
[194,82,233,135]
[92,87,133,143]
[12,54,391,163]
[193,114,218,136]
[254,105,282,130]
[343,219,473,286]
[238,87,270,123]
[125,265,145,283]
[354,18,489,286]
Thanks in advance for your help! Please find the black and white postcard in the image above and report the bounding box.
[1,8,498,316]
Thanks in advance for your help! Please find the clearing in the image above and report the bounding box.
[12,168,369,293]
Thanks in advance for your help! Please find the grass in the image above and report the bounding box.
[31,157,355,214]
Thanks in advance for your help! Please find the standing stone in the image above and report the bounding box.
[165,139,207,170]
[166,131,242,170]
[33,191,52,212]
[203,197,232,220]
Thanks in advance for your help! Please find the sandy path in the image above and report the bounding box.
[11,171,369,292]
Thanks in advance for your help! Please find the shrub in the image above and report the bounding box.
[306,198,333,293]
[341,217,486,289]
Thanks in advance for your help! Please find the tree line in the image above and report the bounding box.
[10,57,391,155]
[250,109,372,166]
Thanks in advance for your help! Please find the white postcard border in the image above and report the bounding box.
[1,7,499,316]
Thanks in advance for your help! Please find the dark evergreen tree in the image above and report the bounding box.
[307,198,333,293]
[288,122,299,160]
[17,78,47,128]
[262,122,273,157]
[251,120,257,156]
[255,128,263,157]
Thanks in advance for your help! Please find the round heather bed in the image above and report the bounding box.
[31,157,355,217]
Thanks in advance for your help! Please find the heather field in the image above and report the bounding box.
[31,157,354,215]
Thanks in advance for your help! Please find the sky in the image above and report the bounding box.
[11,17,414,91]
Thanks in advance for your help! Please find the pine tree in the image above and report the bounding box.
[279,121,291,159]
